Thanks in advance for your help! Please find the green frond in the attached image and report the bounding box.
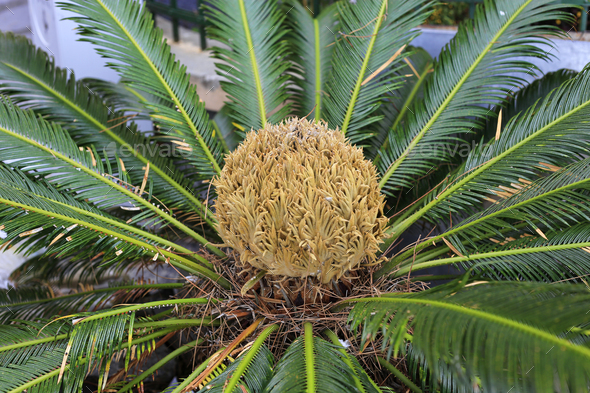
[0,97,129,209]
[325,329,383,393]
[205,0,292,130]
[0,319,70,353]
[478,69,578,145]
[166,350,214,393]
[322,0,431,140]
[404,344,465,393]
[116,339,202,393]
[0,348,74,393]
[0,31,217,230]
[503,68,578,120]
[0,177,147,264]
[0,316,186,393]
[65,313,130,390]
[384,65,566,216]
[395,64,590,235]
[78,77,151,114]
[287,1,338,120]
[1,1,589,391]
[0,165,226,285]
[349,281,590,392]
[440,158,590,252]
[0,285,52,307]
[59,0,224,179]
[222,324,278,393]
[0,165,205,258]
[378,0,570,195]
[194,335,275,393]
[9,252,147,286]
[396,70,578,221]
[0,283,183,323]
[211,105,244,153]
[0,319,73,393]
[57,298,209,391]
[265,323,379,393]
[396,224,590,283]
[0,96,223,254]
[368,46,433,161]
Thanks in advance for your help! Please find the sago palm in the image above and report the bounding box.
[1,0,590,391]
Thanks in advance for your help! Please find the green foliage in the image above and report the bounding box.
[264,324,381,393]
[60,0,224,180]
[0,30,215,229]
[323,0,432,140]
[287,1,338,120]
[349,281,590,392]
[0,0,589,391]
[370,46,432,160]
[195,345,274,393]
[0,319,74,392]
[205,0,292,130]
[0,283,183,323]
[377,0,570,195]
[418,67,590,226]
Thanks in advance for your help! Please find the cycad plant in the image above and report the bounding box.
[1,0,590,391]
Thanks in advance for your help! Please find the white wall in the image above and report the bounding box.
[28,0,120,81]
[412,27,590,74]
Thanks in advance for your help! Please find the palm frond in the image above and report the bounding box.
[265,323,380,393]
[325,329,384,393]
[0,348,74,393]
[115,339,201,393]
[404,344,470,393]
[380,154,590,275]
[368,46,433,161]
[396,224,590,283]
[322,0,432,140]
[477,68,578,145]
[57,298,209,391]
[0,319,70,353]
[0,96,222,254]
[0,166,225,285]
[0,31,217,230]
[0,97,129,209]
[349,281,590,392]
[205,0,292,131]
[395,71,576,218]
[395,64,590,235]
[221,324,277,393]
[9,252,147,286]
[0,316,181,393]
[166,350,214,393]
[439,158,590,252]
[194,326,277,393]
[287,1,338,120]
[378,0,570,195]
[59,0,224,179]
[0,282,183,323]
[0,319,73,392]
[0,164,201,257]
[79,77,151,114]
[211,105,244,153]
